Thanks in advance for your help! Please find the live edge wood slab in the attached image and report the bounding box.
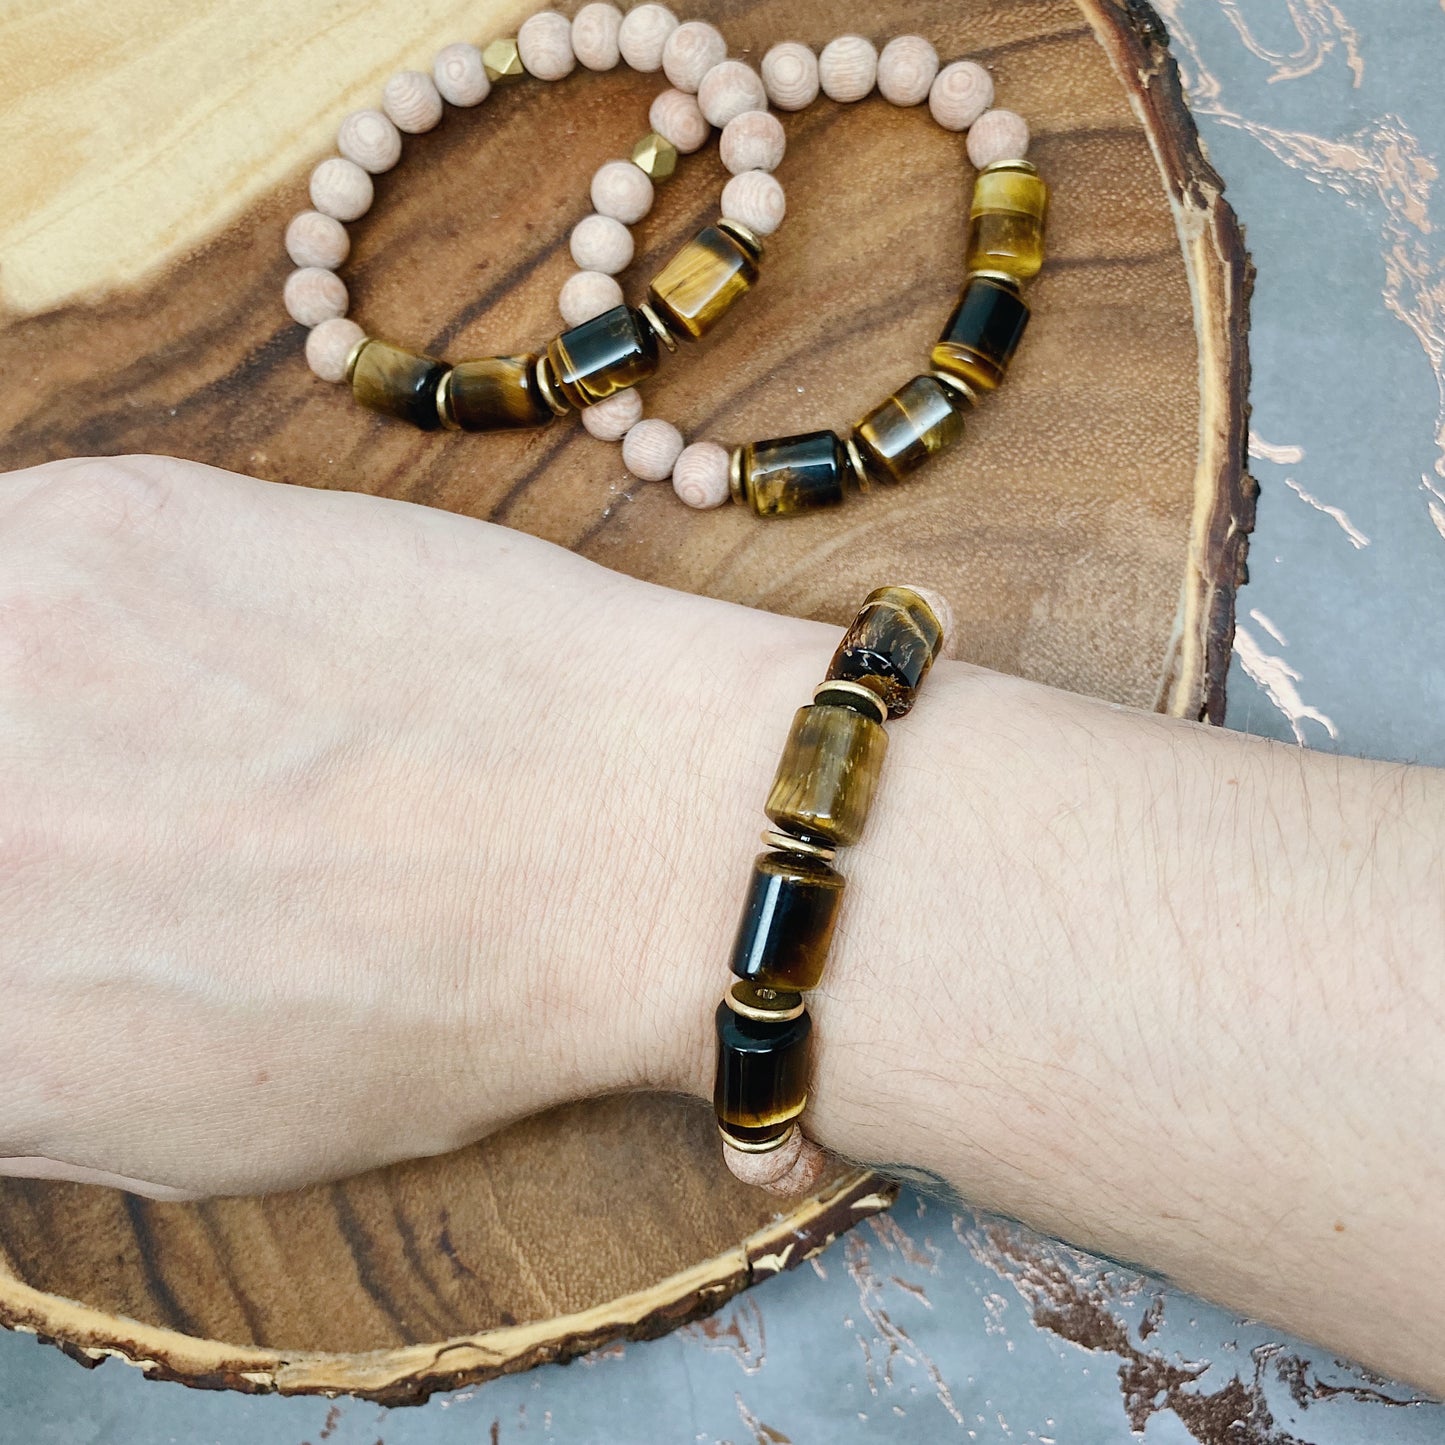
[0,0,1253,1404]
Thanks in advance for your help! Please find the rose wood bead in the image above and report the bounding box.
[672,441,731,509]
[720,170,785,236]
[382,69,443,133]
[720,110,785,174]
[818,34,877,102]
[649,87,709,153]
[580,386,643,439]
[284,266,348,326]
[433,43,490,106]
[825,585,946,718]
[444,355,553,431]
[662,20,727,93]
[337,108,402,173]
[518,10,576,80]
[571,2,622,70]
[761,40,818,110]
[714,1002,812,1141]
[697,59,767,128]
[721,1124,805,1186]
[545,304,660,408]
[559,269,625,325]
[731,851,845,992]
[765,702,888,846]
[622,417,685,479]
[929,59,993,131]
[877,34,938,106]
[285,210,349,269]
[968,108,1031,168]
[618,2,677,71]
[569,213,634,274]
[309,157,372,221]
[305,316,365,382]
[590,159,653,224]
[350,339,448,428]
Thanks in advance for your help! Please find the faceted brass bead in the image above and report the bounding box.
[350,339,449,430]
[714,1000,812,1137]
[826,586,946,718]
[740,430,848,517]
[444,354,553,432]
[930,275,1030,393]
[483,37,524,81]
[545,304,661,409]
[765,703,888,847]
[631,130,679,181]
[967,159,1049,284]
[731,851,845,993]
[853,374,965,486]
[648,225,759,343]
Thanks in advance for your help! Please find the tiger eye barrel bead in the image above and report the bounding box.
[714,1000,812,1141]
[737,430,848,517]
[852,374,966,485]
[350,340,449,429]
[826,586,946,718]
[966,160,1049,283]
[765,703,888,846]
[930,275,1031,393]
[647,225,760,343]
[442,354,553,431]
[731,851,845,992]
[544,304,661,409]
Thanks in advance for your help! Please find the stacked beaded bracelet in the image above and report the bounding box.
[714,586,946,1193]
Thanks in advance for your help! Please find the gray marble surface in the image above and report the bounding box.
[4,1,1445,1440]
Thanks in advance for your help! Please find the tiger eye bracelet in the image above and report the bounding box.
[714,585,946,1193]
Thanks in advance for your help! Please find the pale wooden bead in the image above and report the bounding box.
[928,59,994,132]
[305,316,366,382]
[877,34,938,107]
[818,34,877,103]
[618,2,677,71]
[337,108,401,173]
[308,157,373,222]
[649,87,709,153]
[433,43,490,106]
[518,10,576,81]
[721,1126,805,1188]
[590,159,653,224]
[967,107,1031,168]
[285,210,349,270]
[697,59,766,128]
[622,417,685,480]
[719,110,785,175]
[761,41,818,111]
[569,213,634,273]
[661,20,726,93]
[559,269,625,325]
[720,170,785,236]
[572,2,623,70]
[382,70,443,133]
[284,266,348,327]
[580,387,643,440]
[671,441,731,509]
[761,1132,829,1197]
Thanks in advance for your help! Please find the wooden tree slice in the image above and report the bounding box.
[0,0,1252,1403]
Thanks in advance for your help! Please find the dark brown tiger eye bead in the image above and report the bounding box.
[714,1000,811,1136]
[765,703,888,846]
[930,275,1030,393]
[852,374,966,485]
[826,586,946,718]
[544,304,660,409]
[648,224,760,342]
[350,339,449,429]
[443,354,553,431]
[730,851,845,993]
[738,431,847,517]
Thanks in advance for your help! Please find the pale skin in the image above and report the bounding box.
[2,455,1442,1392]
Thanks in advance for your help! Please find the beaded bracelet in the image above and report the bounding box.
[713,585,946,1194]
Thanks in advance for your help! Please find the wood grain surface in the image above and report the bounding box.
[0,0,1253,1401]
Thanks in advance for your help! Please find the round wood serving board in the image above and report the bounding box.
[0,0,1252,1403]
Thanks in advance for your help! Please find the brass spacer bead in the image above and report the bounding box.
[533,354,571,416]
[931,370,980,409]
[980,157,1039,177]
[728,445,747,506]
[343,335,373,386]
[966,268,1024,293]
[843,433,872,492]
[812,679,887,725]
[638,300,680,353]
[726,979,806,1022]
[435,367,459,430]
[482,37,524,82]
[716,217,765,262]
[759,828,837,863]
[719,1122,798,1155]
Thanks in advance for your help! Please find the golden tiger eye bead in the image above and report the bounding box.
[826,586,946,718]
[544,304,661,409]
[852,374,966,485]
[967,159,1048,283]
[349,339,449,429]
[738,430,848,517]
[647,224,761,342]
[441,354,554,431]
[766,703,888,846]
[730,851,845,992]
[714,1000,812,1142]
[930,275,1030,393]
